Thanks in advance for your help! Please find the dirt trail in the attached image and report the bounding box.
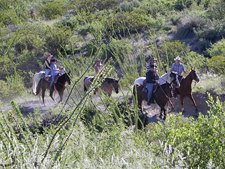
[2,91,225,123]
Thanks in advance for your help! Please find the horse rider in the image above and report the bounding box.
[146,64,159,105]
[44,53,52,78]
[147,57,158,72]
[94,59,103,76]
[170,56,186,98]
[50,58,59,92]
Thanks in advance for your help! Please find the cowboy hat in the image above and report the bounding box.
[174,56,181,61]
[150,57,157,61]
[46,53,53,57]
[95,59,101,62]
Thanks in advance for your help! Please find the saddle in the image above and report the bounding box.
[142,84,158,104]
[44,75,51,82]
[44,74,59,83]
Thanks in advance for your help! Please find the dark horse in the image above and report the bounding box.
[133,72,180,120]
[84,76,120,96]
[36,72,71,105]
[176,68,200,112]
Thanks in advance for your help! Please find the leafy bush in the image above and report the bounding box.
[207,56,225,74]
[39,0,67,20]
[44,24,72,55]
[100,38,132,65]
[104,12,149,37]
[0,72,25,102]
[206,38,225,57]
[146,93,225,168]
[70,0,121,13]
[158,41,190,71]
[183,51,208,73]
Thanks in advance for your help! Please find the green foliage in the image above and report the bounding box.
[0,71,25,102]
[183,51,208,73]
[146,93,225,168]
[100,38,132,64]
[206,38,225,57]
[207,56,225,74]
[104,12,149,37]
[39,0,67,20]
[45,24,72,55]
[70,0,121,13]
[158,41,190,71]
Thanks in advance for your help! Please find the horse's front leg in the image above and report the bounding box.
[187,93,198,112]
[42,88,46,106]
[58,91,63,103]
[180,95,185,112]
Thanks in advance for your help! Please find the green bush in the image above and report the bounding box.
[39,0,67,20]
[158,41,190,70]
[104,12,149,37]
[44,24,72,55]
[146,93,225,168]
[206,38,225,57]
[207,56,225,74]
[0,72,26,102]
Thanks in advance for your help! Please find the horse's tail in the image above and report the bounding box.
[32,72,44,95]
[132,84,139,98]
[84,77,88,92]
[36,78,42,96]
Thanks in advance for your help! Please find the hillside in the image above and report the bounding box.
[1,0,225,168]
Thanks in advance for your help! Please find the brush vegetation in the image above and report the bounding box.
[1,0,225,168]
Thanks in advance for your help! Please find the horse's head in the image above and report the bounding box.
[170,71,180,88]
[113,79,120,94]
[190,68,200,83]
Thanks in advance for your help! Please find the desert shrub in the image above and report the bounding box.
[206,38,225,57]
[207,0,225,21]
[197,23,225,43]
[44,24,72,55]
[100,38,132,65]
[70,0,121,13]
[174,15,207,40]
[173,0,193,10]
[207,56,225,74]
[158,41,190,70]
[104,12,149,37]
[140,0,173,18]
[61,16,79,30]
[182,51,208,73]
[0,72,25,101]
[115,0,141,13]
[13,26,45,53]
[39,0,67,20]
[146,93,225,168]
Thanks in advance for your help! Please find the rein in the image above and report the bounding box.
[57,81,66,90]
[158,84,170,100]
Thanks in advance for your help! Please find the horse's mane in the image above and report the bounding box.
[105,77,116,84]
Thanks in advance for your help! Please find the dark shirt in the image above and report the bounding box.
[146,70,159,83]
[45,59,51,69]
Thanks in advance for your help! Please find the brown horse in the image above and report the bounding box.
[176,68,200,112]
[134,83,174,120]
[36,72,71,105]
[84,76,120,96]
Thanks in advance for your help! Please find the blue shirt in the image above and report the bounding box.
[50,64,58,76]
[170,63,186,76]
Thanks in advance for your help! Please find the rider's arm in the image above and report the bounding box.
[170,63,174,72]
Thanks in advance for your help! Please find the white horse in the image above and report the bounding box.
[133,72,179,86]
[32,71,45,95]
